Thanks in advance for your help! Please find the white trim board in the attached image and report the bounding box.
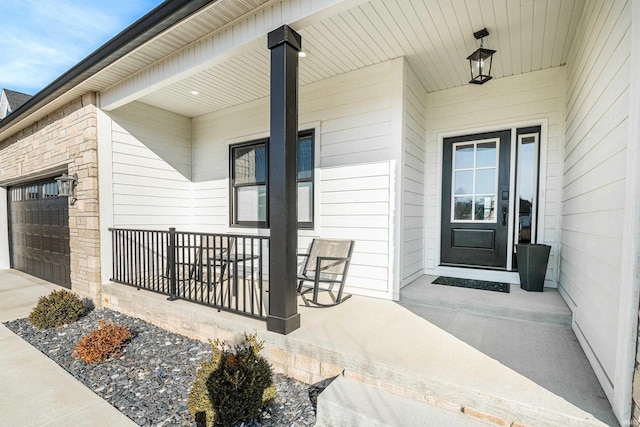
[611,0,640,420]
[0,187,9,269]
[97,107,115,284]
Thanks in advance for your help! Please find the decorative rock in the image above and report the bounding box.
[4,308,325,426]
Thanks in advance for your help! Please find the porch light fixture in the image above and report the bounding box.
[467,28,496,84]
[55,173,78,205]
[190,90,199,95]
[298,51,307,58]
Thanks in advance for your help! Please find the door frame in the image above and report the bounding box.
[433,119,549,283]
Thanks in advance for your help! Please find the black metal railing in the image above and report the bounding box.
[110,227,269,320]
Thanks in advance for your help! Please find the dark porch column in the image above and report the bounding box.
[267,25,301,334]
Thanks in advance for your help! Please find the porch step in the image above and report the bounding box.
[316,375,492,427]
[334,366,610,427]
[400,280,573,326]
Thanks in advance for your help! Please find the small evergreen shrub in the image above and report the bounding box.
[187,334,275,427]
[73,320,132,364]
[28,289,86,329]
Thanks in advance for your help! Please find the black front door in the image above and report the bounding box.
[441,130,511,269]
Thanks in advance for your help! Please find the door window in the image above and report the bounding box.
[451,139,498,222]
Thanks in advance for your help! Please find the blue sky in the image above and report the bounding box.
[0,0,164,96]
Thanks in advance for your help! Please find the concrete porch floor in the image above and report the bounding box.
[291,275,618,426]
[398,275,617,425]
[1,268,619,426]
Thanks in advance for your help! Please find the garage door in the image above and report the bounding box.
[9,179,71,288]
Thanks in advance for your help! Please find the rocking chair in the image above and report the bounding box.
[297,238,355,307]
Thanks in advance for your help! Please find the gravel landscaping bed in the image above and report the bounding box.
[4,308,325,426]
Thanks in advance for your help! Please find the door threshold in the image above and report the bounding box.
[439,263,507,271]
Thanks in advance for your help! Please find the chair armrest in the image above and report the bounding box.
[316,256,349,272]
[208,256,230,267]
[297,252,310,259]
[316,256,349,262]
[210,247,230,258]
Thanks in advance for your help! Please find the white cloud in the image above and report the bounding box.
[0,0,163,94]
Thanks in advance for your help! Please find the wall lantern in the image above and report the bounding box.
[467,28,496,84]
[55,173,78,205]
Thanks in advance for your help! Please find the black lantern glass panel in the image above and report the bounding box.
[467,28,496,85]
[467,47,496,84]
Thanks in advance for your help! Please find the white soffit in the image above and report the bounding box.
[134,0,585,118]
[0,0,587,139]
[88,0,271,89]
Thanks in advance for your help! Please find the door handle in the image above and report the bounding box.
[502,206,507,226]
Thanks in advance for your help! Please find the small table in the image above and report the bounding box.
[207,253,259,306]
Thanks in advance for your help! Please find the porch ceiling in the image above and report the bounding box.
[135,0,585,118]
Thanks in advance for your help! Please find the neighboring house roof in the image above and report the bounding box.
[0,89,33,120]
[3,89,32,112]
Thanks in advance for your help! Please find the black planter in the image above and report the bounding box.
[515,244,551,292]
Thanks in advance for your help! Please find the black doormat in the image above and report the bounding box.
[432,276,510,293]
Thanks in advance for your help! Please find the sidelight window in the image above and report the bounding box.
[515,133,539,244]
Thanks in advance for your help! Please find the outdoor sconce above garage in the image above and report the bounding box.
[55,173,78,205]
[467,28,496,85]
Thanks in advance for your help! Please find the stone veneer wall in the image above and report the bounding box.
[101,281,345,385]
[0,93,101,303]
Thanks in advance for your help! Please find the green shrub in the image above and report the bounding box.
[187,333,275,427]
[28,289,86,329]
[73,320,132,364]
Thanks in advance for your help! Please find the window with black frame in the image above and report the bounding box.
[230,129,314,228]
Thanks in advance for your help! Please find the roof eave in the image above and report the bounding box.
[0,0,216,135]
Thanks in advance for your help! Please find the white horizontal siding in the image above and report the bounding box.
[425,67,565,282]
[108,102,192,229]
[191,59,402,297]
[402,61,426,284]
[560,0,631,406]
[318,162,391,293]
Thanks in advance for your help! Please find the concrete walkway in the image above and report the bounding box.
[0,270,136,427]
